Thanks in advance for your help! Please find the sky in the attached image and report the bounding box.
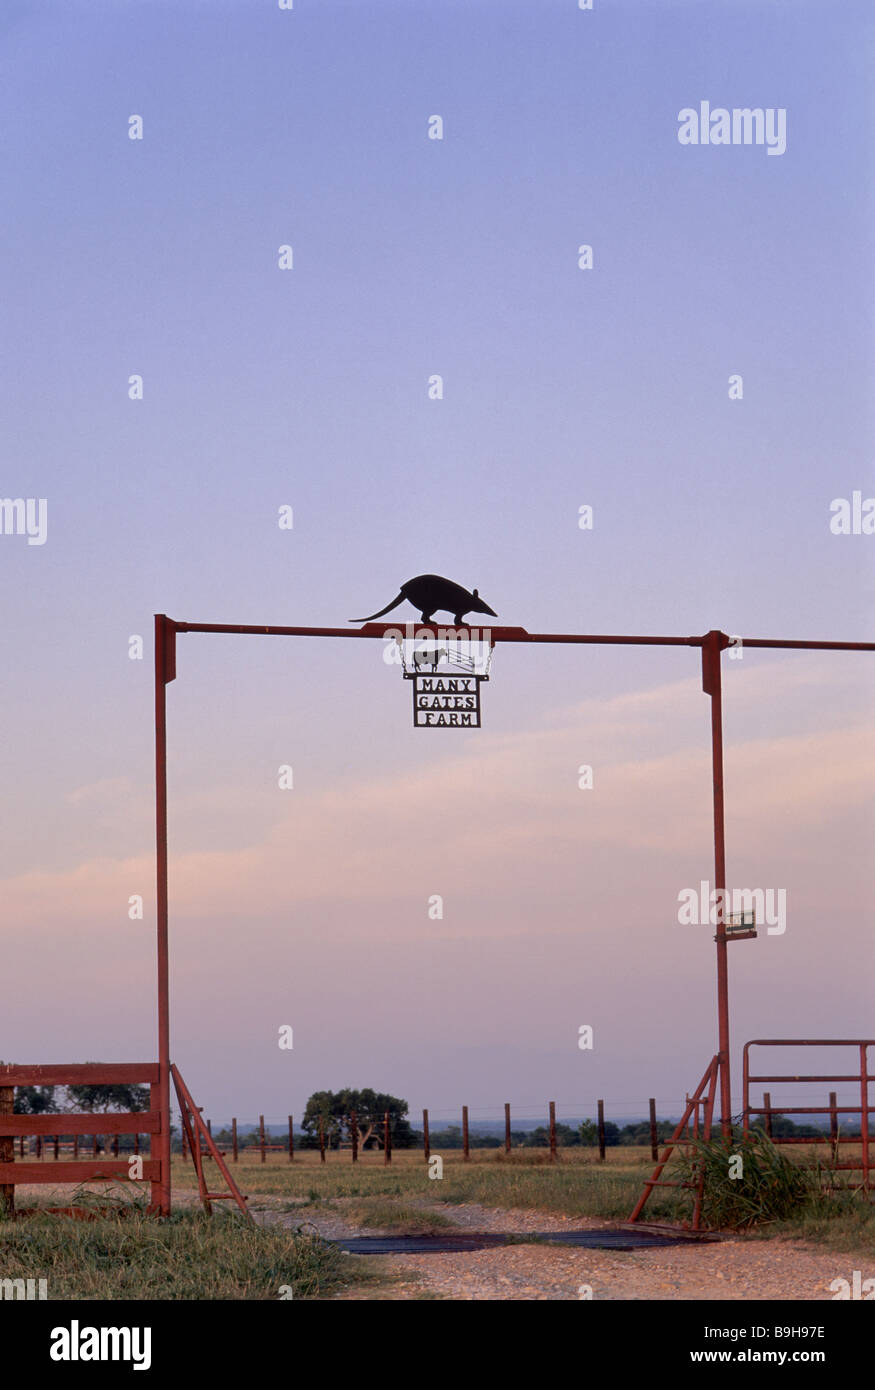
[1,0,873,1132]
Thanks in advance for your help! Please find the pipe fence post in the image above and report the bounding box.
[505,1103,511,1153]
[259,1114,266,1164]
[764,1092,773,1140]
[597,1100,606,1161]
[549,1101,557,1161]
[422,1109,430,1164]
[462,1106,469,1160]
[859,1043,870,1190]
[318,1115,326,1163]
[0,1085,13,1217]
[384,1111,392,1165]
[649,1098,658,1161]
[231,1117,238,1163]
[350,1111,358,1163]
[288,1115,294,1163]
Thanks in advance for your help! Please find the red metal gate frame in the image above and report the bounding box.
[153,615,874,1216]
[742,1039,873,1190]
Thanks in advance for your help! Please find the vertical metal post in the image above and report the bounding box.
[649,1098,658,1161]
[384,1111,391,1164]
[860,1044,870,1190]
[231,1117,238,1163]
[829,1092,838,1147]
[462,1105,469,1160]
[549,1101,557,1161]
[764,1092,772,1139]
[154,615,175,1215]
[0,1085,14,1216]
[288,1115,294,1163]
[597,1099,606,1161]
[422,1109,430,1163]
[703,631,732,1139]
[504,1102,511,1153]
[318,1115,326,1163]
[259,1115,266,1164]
[350,1111,358,1163]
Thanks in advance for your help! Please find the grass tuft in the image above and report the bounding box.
[0,1203,359,1300]
[678,1133,827,1231]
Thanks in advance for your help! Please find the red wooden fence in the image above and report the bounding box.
[0,1063,162,1216]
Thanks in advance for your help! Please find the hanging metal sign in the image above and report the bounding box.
[404,671,488,727]
[396,636,494,727]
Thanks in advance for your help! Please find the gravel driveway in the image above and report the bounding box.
[259,1198,870,1301]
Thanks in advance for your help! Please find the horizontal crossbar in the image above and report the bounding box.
[756,1136,868,1145]
[747,1106,872,1117]
[748,1075,867,1084]
[0,1114,159,1135]
[0,1160,160,1182]
[745,1039,875,1048]
[0,1064,159,1086]
[166,620,875,651]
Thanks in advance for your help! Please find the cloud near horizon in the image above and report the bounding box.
[4,661,871,935]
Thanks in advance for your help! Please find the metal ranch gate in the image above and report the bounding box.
[743,1039,873,1189]
[2,614,871,1220]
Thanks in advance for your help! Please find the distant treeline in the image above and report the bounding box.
[208,1114,854,1153]
[404,1116,853,1149]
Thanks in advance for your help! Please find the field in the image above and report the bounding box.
[2,1145,872,1300]
[168,1144,875,1244]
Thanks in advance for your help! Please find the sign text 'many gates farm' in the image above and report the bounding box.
[405,672,486,727]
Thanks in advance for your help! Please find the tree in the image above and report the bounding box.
[13,1086,58,1114]
[579,1118,620,1147]
[752,1116,825,1139]
[300,1089,416,1149]
[525,1123,581,1148]
[618,1120,677,1146]
[65,1083,150,1113]
[428,1125,463,1149]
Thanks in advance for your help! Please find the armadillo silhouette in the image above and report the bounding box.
[351,574,497,626]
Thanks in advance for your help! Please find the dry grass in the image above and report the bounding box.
[0,1195,368,1300]
[168,1144,875,1250]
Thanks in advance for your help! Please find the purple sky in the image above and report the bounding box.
[1,0,872,1128]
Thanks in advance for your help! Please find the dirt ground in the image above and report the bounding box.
[9,1183,870,1300]
[260,1199,871,1301]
